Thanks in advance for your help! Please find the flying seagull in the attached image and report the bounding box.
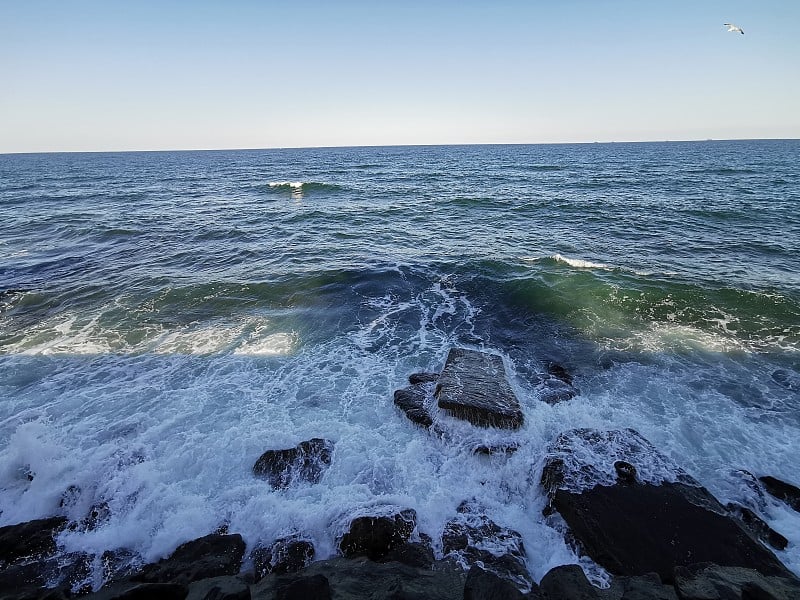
[724,23,744,35]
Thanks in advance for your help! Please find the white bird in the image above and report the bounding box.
[724,23,744,35]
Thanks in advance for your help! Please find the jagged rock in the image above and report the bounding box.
[132,533,245,585]
[542,429,790,583]
[393,385,433,428]
[338,509,417,560]
[250,556,464,600]
[672,563,800,600]
[253,439,333,489]
[464,565,538,600]
[441,501,531,590]
[101,548,141,585]
[435,348,523,429]
[726,503,788,551]
[408,372,439,385]
[0,516,68,564]
[186,575,250,600]
[759,475,800,512]
[252,537,314,581]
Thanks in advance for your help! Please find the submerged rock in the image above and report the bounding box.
[435,348,524,429]
[132,533,246,585]
[541,428,790,583]
[759,475,800,512]
[536,361,579,405]
[253,438,333,489]
[338,509,417,561]
[441,501,532,591]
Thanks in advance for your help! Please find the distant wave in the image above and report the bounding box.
[523,254,611,270]
[266,181,346,194]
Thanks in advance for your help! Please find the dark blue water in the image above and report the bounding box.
[1,141,799,588]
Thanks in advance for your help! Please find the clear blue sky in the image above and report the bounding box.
[1,1,798,152]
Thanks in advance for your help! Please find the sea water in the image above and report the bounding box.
[1,141,799,586]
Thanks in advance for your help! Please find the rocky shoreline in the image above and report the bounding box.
[2,348,799,599]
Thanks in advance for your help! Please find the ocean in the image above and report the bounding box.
[1,141,799,586]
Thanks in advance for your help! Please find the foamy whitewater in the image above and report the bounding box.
[1,141,799,588]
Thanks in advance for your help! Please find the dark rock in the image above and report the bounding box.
[186,576,250,600]
[726,503,788,551]
[393,385,433,428]
[463,565,533,600]
[250,556,464,600]
[132,533,245,585]
[537,362,578,405]
[442,501,531,590]
[0,516,68,564]
[338,509,416,560]
[252,537,314,581]
[614,460,637,484]
[542,429,791,583]
[80,582,189,600]
[759,476,800,512]
[435,348,524,429]
[538,565,601,600]
[672,563,800,600]
[0,586,69,600]
[252,439,333,489]
[382,540,435,569]
[409,372,439,385]
[612,572,678,599]
[275,574,330,600]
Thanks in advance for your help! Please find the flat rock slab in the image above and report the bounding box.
[435,348,523,429]
[542,429,790,583]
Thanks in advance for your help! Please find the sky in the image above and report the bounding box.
[1,1,799,153]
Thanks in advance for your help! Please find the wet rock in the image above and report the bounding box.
[393,385,433,428]
[672,563,800,600]
[614,460,637,484]
[442,501,531,590]
[435,348,524,429]
[611,572,678,600]
[542,429,790,583]
[101,548,141,585]
[726,503,788,551]
[253,439,333,489]
[463,565,536,600]
[186,575,250,600]
[538,565,601,599]
[338,509,417,561]
[250,556,464,600]
[759,475,800,512]
[252,537,314,581]
[382,540,435,569]
[275,574,330,600]
[132,533,245,585]
[0,516,68,565]
[408,372,439,385]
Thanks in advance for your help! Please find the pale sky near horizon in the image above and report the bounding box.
[1,1,799,153]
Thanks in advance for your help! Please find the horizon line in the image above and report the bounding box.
[1,137,797,156]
